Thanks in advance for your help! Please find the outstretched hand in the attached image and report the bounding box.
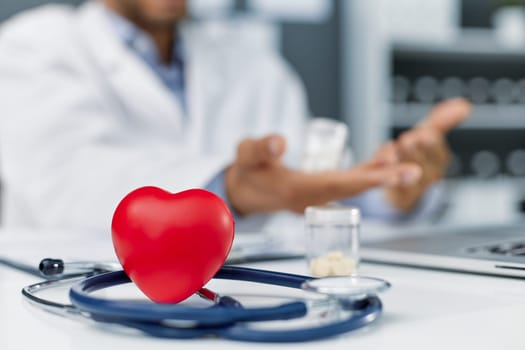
[225,98,471,216]
[375,98,472,212]
[225,135,422,216]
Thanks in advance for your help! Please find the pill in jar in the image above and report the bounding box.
[305,206,360,277]
[309,250,356,277]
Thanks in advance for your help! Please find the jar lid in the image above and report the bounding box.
[305,205,361,225]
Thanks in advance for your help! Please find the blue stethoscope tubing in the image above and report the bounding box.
[69,266,383,342]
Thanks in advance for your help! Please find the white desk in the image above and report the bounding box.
[1,230,525,350]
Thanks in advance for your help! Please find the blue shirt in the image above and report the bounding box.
[105,7,186,110]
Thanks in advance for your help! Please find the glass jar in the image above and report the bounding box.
[305,205,361,277]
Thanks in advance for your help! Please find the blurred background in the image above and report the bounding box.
[2,0,525,225]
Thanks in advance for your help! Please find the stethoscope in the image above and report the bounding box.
[11,257,390,343]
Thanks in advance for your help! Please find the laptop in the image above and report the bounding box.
[361,224,525,278]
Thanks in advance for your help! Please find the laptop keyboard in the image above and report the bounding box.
[467,241,525,256]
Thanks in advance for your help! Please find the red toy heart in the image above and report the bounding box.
[111,187,234,303]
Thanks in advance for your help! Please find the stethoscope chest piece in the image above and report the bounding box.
[301,275,391,300]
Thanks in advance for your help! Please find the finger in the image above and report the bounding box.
[419,98,472,133]
[240,160,423,214]
[363,162,423,188]
[397,129,449,175]
[289,161,423,205]
[397,128,440,159]
[236,135,286,168]
[373,141,399,165]
[397,132,427,163]
[396,130,448,185]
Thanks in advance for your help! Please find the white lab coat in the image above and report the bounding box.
[0,1,307,230]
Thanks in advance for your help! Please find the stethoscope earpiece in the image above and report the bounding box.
[39,258,65,276]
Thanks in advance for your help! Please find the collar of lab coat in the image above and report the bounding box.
[75,1,189,134]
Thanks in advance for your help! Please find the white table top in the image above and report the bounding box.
[1,229,525,350]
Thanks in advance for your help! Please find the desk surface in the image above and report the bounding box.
[1,230,525,350]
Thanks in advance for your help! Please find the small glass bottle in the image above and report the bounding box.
[301,117,349,173]
[305,205,361,277]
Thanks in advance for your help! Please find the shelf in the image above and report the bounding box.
[392,28,525,61]
[390,103,525,129]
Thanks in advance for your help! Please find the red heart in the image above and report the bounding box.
[111,187,235,303]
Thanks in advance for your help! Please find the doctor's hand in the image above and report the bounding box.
[225,135,423,216]
[375,98,472,212]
